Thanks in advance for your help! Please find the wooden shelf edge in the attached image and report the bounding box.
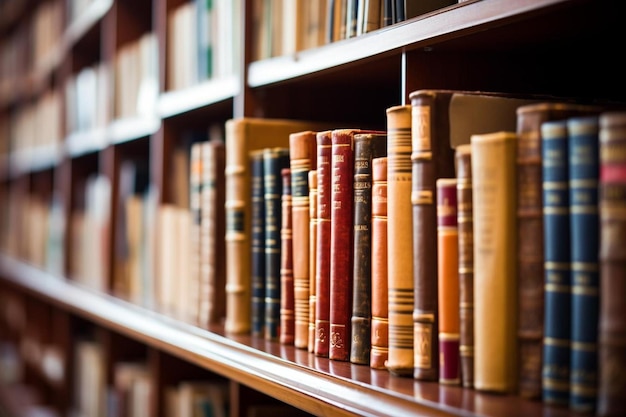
[157,76,239,119]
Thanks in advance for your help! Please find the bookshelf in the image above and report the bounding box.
[0,0,623,416]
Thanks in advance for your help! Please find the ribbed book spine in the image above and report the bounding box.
[568,115,600,412]
[456,143,474,388]
[308,170,318,352]
[289,131,317,350]
[385,105,414,376]
[370,156,389,369]
[350,133,387,365]
[250,150,266,337]
[437,178,460,385]
[598,111,626,417]
[541,119,571,405]
[472,131,518,393]
[315,130,333,357]
[264,147,290,341]
[280,168,294,345]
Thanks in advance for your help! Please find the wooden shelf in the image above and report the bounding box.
[0,255,576,417]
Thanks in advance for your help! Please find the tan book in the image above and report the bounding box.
[224,118,331,335]
[471,131,518,393]
[385,104,414,376]
[308,169,318,352]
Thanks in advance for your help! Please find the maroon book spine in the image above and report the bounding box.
[280,168,295,345]
[314,130,333,357]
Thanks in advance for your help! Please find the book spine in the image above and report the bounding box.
[250,150,266,337]
[329,129,356,362]
[280,167,294,345]
[568,116,600,413]
[315,130,333,357]
[472,131,518,393]
[289,131,317,350]
[370,156,389,369]
[199,140,226,328]
[541,120,571,405]
[189,142,203,326]
[437,178,460,385]
[264,148,290,341]
[456,143,474,388]
[308,170,318,353]
[598,111,626,417]
[385,105,414,376]
[350,133,387,365]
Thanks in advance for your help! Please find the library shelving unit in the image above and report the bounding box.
[0,0,623,416]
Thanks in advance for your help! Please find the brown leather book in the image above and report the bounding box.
[515,102,602,399]
[329,128,383,362]
[308,170,318,353]
[370,156,389,369]
[289,130,318,350]
[350,132,387,365]
[385,105,414,376]
[224,118,330,335]
[280,168,294,345]
[315,130,333,357]
[471,131,519,393]
[436,178,460,385]
[598,111,626,417]
[455,143,474,388]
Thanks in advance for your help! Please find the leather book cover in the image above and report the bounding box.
[264,147,290,341]
[598,111,626,417]
[250,150,265,337]
[289,130,318,350]
[315,130,333,357]
[385,104,414,376]
[516,102,602,399]
[350,132,387,365]
[370,156,389,369]
[280,167,294,345]
[189,142,203,326]
[225,118,331,335]
[455,143,474,388]
[436,178,460,385]
[329,128,383,362]
[568,115,601,412]
[198,140,226,328]
[308,169,318,353]
[471,131,518,394]
[541,120,571,405]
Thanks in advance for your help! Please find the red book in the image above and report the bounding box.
[280,168,294,345]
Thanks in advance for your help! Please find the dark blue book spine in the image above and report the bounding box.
[568,115,600,413]
[251,151,266,337]
[541,119,571,405]
[264,148,290,341]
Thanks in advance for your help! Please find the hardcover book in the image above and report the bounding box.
[224,118,330,335]
[280,167,295,345]
[350,132,387,365]
[308,169,318,353]
[250,150,266,337]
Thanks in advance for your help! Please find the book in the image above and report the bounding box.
[567,115,601,412]
[280,167,295,345]
[385,104,414,376]
[598,111,626,417]
[350,132,387,365]
[251,150,266,337]
[308,169,318,353]
[198,138,226,327]
[471,131,518,393]
[409,89,539,381]
[289,130,318,350]
[541,119,571,405]
[455,143,474,388]
[224,117,330,335]
[436,177,460,385]
[329,128,383,362]
[315,130,333,357]
[264,147,290,341]
[370,156,389,369]
[516,102,602,399]
[189,142,203,325]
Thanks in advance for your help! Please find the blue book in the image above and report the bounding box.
[541,119,571,405]
[568,115,600,412]
[251,150,265,336]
